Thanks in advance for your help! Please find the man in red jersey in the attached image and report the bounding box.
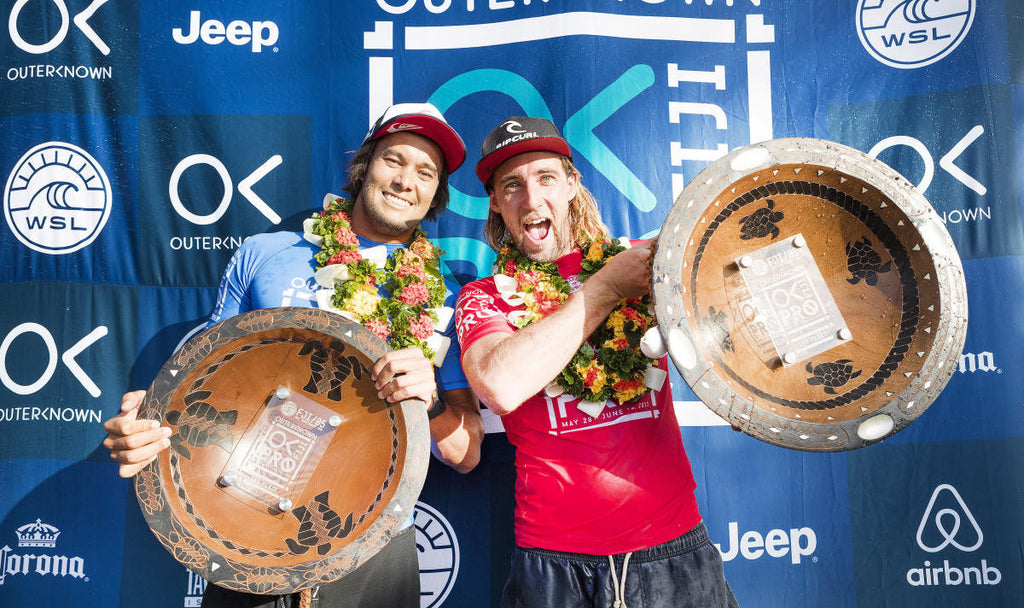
[455,117,737,607]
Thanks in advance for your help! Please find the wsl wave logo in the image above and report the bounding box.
[907,484,1002,587]
[0,519,87,585]
[4,142,112,254]
[414,501,459,608]
[856,0,975,69]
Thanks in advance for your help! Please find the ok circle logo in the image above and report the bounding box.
[856,0,975,69]
[4,141,112,254]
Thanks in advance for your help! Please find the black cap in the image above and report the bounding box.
[475,117,572,184]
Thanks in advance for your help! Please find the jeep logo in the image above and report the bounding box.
[172,11,279,53]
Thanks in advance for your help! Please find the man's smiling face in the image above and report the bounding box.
[354,131,443,243]
[489,151,578,263]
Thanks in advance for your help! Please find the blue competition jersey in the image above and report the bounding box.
[208,230,469,393]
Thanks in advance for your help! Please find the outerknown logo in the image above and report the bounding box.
[414,501,460,608]
[7,0,110,55]
[168,153,283,225]
[856,0,975,69]
[0,322,107,399]
[3,142,111,255]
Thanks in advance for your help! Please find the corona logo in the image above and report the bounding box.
[15,519,60,549]
[0,519,87,585]
[3,142,112,255]
[957,351,999,374]
[856,0,975,69]
[414,501,459,608]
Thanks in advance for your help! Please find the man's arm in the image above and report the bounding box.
[372,349,483,474]
[462,241,654,416]
[430,388,483,474]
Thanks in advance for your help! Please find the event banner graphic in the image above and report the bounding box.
[1,1,1022,607]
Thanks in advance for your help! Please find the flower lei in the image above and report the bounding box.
[307,196,447,360]
[494,238,657,404]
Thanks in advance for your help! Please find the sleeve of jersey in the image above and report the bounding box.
[206,242,256,328]
[434,284,470,393]
[454,281,515,359]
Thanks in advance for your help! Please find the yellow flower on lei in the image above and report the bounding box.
[344,287,380,318]
[606,310,627,332]
[574,359,608,394]
[614,378,648,403]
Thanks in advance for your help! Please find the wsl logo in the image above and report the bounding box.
[856,0,975,69]
[4,142,112,254]
[907,484,1002,587]
[0,519,87,585]
[414,501,459,608]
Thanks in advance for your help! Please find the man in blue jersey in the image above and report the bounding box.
[102,103,483,608]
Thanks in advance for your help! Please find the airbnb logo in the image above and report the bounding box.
[906,483,1002,588]
[916,484,983,553]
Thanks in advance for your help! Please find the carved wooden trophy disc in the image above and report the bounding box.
[134,307,430,593]
[652,138,967,451]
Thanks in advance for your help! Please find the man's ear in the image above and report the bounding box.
[488,192,501,214]
[567,170,579,200]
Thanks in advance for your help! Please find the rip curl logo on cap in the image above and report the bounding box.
[856,0,975,69]
[387,122,424,133]
[502,120,527,134]
[3,142,112,255]
[916,484,984,553]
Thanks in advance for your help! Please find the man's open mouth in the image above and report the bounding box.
[523,218,550,241]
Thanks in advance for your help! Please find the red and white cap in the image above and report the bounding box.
[365,103,466,173]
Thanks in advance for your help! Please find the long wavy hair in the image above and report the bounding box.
[342,134,451,222]
[483,154,608,251]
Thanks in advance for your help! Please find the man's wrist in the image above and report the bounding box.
[427,392,447,420]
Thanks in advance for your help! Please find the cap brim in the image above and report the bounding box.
[475,137,572,184]
[372,115,466,173]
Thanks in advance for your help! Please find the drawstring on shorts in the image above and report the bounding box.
[607,552,633,608]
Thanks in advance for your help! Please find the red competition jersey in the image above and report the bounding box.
[455,248,701,554]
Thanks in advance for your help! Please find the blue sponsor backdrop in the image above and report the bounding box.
[1,1,1021,606]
